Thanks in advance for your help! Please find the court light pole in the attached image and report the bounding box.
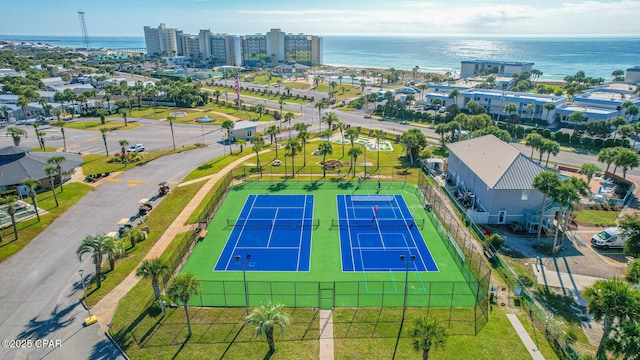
[236,254,251,315]
[78,269,91,317]
[400,254,416,319]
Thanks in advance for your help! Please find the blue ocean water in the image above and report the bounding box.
[1,34,639,81]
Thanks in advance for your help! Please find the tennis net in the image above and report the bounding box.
[226,218,320,229]
[331,218,424,229]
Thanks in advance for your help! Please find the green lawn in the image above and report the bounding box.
[314,84,363,100]
[574,210,618,226]
[82,147,196,176]
[182,146,253,182]
[204,85,311,104]
[65,121,141,131]
[0,182,92,262]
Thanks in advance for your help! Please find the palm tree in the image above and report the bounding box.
[579,163,600,193]
[317,141,333,177]
[348,146,363,177]
[53,91,66,117]
[255,103,265,120]
[119,139,129,159]
[614,148,639,179]
[51,120,67,151]
[167,273,201,337]
[245,302,290,353]
[236,139,247,152]
[6,127,27,146]
[335,122,346,157]
[584,278,640,359]
[285,139,302,177]
[598,147,619,174]
[32,123,43,150]
[250,135,265,172]
[119,108,129,126]
[0,196,19,240]
[213,89,222,104]
[297,130,309,167]
[21,178,41,222]
[448,89,459,106]
[364,128,381,169]
[100,128,110,156]
[47,156,66,192]
[542,139,560,167]
[315,102,326,130]
[136,257,170,299]
[435,124,448,148]
[44,166,59,207]
[525,132,544,159]
[221,119,234,155]
[532,172,560,245]
[265,125,281,157]
[1,105,11,121]
[322,112,339,135]
[345,127,359,150]
[411,315,448,360]
[17,95,30,121]
[551,177,587,253]
[76,234,116,289]
[123,226,146,248]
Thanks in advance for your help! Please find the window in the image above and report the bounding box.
[521,190,529,201]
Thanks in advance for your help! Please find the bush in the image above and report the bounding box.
[518,274,535,288]
[626,259,640,284]
[485,233,505,250]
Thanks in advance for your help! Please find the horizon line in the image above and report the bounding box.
[2,33,640,38]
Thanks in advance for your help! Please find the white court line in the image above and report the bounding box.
[221,195,258,270]
[266,208,279,248]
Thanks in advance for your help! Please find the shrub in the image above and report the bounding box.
[626,259,640,284]
[518,274,535,288]
[485,233,505,250]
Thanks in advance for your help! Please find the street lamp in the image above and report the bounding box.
[236,254,251,314]
[78,269,91,316]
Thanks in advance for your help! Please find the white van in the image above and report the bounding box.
[402,87,417,94]
[591,227,627,249]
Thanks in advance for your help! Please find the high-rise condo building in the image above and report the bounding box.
[144,23,178,56]
[199,30,240,66]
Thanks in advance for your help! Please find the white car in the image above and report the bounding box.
[126,144,145,153]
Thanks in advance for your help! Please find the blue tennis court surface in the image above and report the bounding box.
[214,194,315,272]
[336,194,438,272]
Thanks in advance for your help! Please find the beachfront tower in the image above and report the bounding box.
[461,60,534,79]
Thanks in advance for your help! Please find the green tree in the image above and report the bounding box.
[221,119,234,155]
[543,102,556,123]
[245,302,290,353]
[255,103,265,120]
[598,147,619,174]
[265,125,281,158]
[51,120,67,151]
[372,129,384,168]
[525,132,544,159]
[17,95,30,121]
[236,139,247,152]
[167,273,201,337]
[32,123,43,150]
[122,226,146,248]
[44,166,59,207]
[619,214,640,258]
[285,139,302,177]
[626,259,640,284]
[6,126,27,146]
[532,172,561,244]
[118,108,128,126]
[400,128,427,164]
[47,155,66,192]
[541,139,560,167]
[613,148,639,179]
[322,111,339,135]
[579,163,600,193]
[296,129,309,167]
[410,315,448,360]
[21,178,40,222]
[345,127,359,152]
[583,278,640,359]
[76,234,115,288]
[435,123,448,148]
[118,139,129,159]
[0,196,19,240]
[348,146,362,177]
[100,128,110,156]
[136,257,170,299]
[335,122,346,157]
[568,111,587,124]
[610,116,627,139]
[317,141,333,177]
[315,102,326,130]
[250,135,265,172]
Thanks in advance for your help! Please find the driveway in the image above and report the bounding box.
[0,145,226,359]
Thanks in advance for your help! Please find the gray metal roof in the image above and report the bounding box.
[233,121,257,131]
[447,134,544,190]
[0,146,82,187]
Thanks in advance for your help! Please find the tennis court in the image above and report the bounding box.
[335,194,438,272]
[214,194,316,272]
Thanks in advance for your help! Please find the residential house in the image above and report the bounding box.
[446,135,547,226]
[229,121,257,142]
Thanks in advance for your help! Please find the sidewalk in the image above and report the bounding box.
[506,314,545,360]
[91,151,266,324]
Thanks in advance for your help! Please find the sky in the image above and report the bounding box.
[2,0,640,37]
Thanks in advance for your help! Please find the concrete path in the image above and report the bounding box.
[531,263,598,307]
[506,314,545,360]
[319,310,334,360]
[92,151,267,324]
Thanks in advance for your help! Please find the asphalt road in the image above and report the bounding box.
[0,143,227,360]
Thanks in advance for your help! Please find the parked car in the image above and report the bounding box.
[591,227,627,249]
[423,105,437,111]
[126,143,145,153]
[438,106,447,113]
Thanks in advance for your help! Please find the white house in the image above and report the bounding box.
[229,121,257,142]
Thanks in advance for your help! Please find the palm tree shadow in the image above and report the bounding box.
[16,302,78,340]
[302,182,322,192]
[267,183,288,192]
[263,349,275,360]
[171,334,190,360]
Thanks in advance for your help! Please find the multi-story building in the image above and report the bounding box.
[460,60,534,79]
[626,66,640,84]
[241,34,268,67]
[144,23,178,56]
[556,85,640,124]
[176,31,200,58]
[199,30,240,66]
